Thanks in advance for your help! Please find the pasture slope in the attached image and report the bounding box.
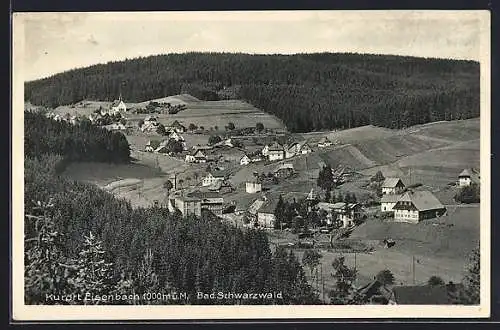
[52,94,286,131]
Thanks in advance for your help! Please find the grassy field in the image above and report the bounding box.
[285,205,480,301]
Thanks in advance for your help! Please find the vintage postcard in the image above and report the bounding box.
[12,10,491,321]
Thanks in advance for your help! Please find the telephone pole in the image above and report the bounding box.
[412,255,416,284]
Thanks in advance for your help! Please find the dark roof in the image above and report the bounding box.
[258,199,278,214]
[459,169,471,177]
[394,191,445,212]
[392,285,450,304]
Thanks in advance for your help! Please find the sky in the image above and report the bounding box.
[16,11,488,81]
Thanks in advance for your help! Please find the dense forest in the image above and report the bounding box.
[25,52,480,132]
[25,111,130,163]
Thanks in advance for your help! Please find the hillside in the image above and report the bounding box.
[25,52,480,133]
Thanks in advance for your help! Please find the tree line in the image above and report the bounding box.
[25,52,479,133]
[25,111,130,163]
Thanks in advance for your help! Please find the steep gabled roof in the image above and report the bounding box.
[248,199,265,215]
[391,285,450,305]
[382,177,404,188]
[459,169,472,177]
[268,142,285,152]
[395,191,445,212]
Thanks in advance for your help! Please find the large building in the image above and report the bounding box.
[382,178,406,195]
[168,196,202,217]
[187,191,224,216]
[263,143,285,161]
[274,163,294,179]
[392,191,446,223]
[316,202,361,228]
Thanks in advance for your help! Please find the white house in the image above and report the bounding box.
[246,180,262,193]
[380,194,401,213]
[382,178,406,195]
[297,141,313,154]
[257,201,278,228]
[185,149,207,163]
[267,143,285,161]
[202,170,229,187]
[240,154,251,166]
[392,191,446,223]
[458,169,472,187]
[316,202,361,228]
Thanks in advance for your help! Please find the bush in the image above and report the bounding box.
[454,184,480,204]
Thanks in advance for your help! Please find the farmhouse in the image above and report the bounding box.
[202,170,230,187]
[208,179,234,194]
[168,196,202,217]
[240,154,251,166]
[246,179,262,194]
[257,200,278,228]
[263,143,285,161]
[458,169,472,187]
[185,149,207,163]
[316,202,361,228]
[141,116,159,132]
[165,120,187,133]
[392,191,446,223]
[274,163,294,179]
[382,178,406,195]
[380,194,401,213]
[187,191,224,216]
[297,141,313,154]
[318,137,332,148]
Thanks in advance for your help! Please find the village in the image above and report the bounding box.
[44,94,481,305]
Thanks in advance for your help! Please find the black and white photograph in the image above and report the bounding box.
[12,10,490,320]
